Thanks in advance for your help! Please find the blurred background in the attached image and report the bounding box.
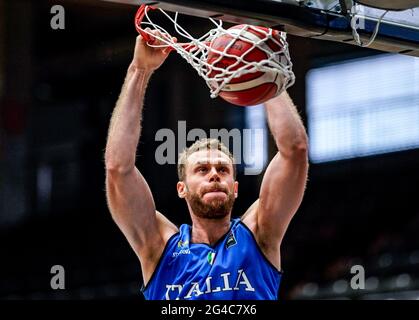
[1,0,419,300]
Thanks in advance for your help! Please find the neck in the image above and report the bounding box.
[190,215,231,246]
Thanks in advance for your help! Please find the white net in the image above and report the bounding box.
[135,5,295,100]
[350,4,389,47]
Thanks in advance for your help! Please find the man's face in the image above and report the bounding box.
[177,149,238,219]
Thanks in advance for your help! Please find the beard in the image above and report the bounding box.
[186,183,236,220]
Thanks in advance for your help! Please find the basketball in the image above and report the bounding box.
[207,25,286,106]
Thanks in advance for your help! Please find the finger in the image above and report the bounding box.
[162,46,173,55]
[143,27,156,44]
[154,33,171,46]
[161,37,177,54]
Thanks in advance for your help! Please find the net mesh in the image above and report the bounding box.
[350,4,389,47]
[135,5,295,99]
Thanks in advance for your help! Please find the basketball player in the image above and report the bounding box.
[105,32,308,300]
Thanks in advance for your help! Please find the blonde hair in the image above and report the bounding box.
[177,138,236,181]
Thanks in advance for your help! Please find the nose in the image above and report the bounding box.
[208,167,221,182]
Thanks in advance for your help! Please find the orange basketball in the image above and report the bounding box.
[207,25,285,106]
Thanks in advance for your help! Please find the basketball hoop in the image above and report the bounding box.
[134,4,295,106]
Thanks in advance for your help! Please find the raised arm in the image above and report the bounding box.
[104,34,178,284]
[242,91,308,270]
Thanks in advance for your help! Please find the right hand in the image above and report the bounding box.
[131,29,177,72]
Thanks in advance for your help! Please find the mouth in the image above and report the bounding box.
[206,191,225,195]
[202,192,227,205]
[205,188,226,194]
[200,183,229,199]
[201,188,228,201]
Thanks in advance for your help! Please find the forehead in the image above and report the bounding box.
[187,149,232,167]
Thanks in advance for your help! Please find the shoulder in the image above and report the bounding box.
[239,200,282,270]
[140,212,180,286]
[140,211,178,269]
[240,199,259,234]
[156,210,179,242]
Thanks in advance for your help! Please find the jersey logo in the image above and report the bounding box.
[177,240,189,248]
[225,231,237,249]
[164,269,255,300]
[172,249,191,257]
[207,251,216,265]
[173,240,191,257]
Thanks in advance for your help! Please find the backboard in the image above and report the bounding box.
[100,0,419,57]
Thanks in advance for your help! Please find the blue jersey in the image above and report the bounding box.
[142,218,282,300]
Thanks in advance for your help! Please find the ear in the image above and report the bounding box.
[177,181,188,198]
[234,181,239,198]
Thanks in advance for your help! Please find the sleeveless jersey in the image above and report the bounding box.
[142,218,282,300]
